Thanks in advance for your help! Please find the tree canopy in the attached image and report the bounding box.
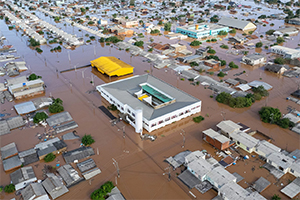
[91,181,115,200]
[49,98,64,113]
[4,184,15,193]
[33,112,48,123]
[44,153,56,162]
[28,73,42,81]
[164,22,172,31]
[81,134,95,146]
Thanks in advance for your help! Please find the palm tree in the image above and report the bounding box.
[271,194,281,200]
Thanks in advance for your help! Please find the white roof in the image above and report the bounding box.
[235,84,251,92]
[255,140,281,156]
[267,152,294,169]
[231,131,259,149]
[14,101,36,115]
[206,166,237,188]
[248,80,273,90]
[185,150,205,164]
[216,120,242,134]
[203,128,230,143]
[187,157,213,179]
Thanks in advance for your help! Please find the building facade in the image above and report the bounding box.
[97,74,201,133]
[271,46,300,59]
[176,23,229,39]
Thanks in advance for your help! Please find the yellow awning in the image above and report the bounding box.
[138,94,148,101]
[90,56,134,77]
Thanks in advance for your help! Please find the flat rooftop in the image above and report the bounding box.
[97,74,200,121]
[177,23,226,33]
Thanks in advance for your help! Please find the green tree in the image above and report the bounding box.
[164,22,172,31]
[29,38,40,47]
[217,71,226,77]
[190,40,201,46]
[255,42,263,48]
[220,60,226,66]
[99,37,105,43]
[266,29,275,35]
[28,73,42,81]
[134,41,144,47]
[80,7,86,12]
[91,181,115,200]
[276,118,295,129]
[229,61,238,68]
[33,112,48,123]
[276,37,285,44]
[271,194,281,200]
[274,57,285,64]
[259,107,282,124]
[112,13,117,18]
[44,153,56,162]
[158,20,163,25]
[49,103,64,113]
[218,30,227,36]
[4,184,15,193]
[193,116,204,123]
[81,134,95,146]
[150,29,160,34]
[207,49,216,54]
[252,86,269,97]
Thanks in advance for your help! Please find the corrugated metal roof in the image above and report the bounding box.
[3,155,22,171]
[82,168,101,180]
[6,116,25,130]
[14,101,37,115]
[1,142,18,159]
[90,56,134,77]
[77,158,96,173]
[218,17,255,30]
[63,147,95,163]
[46,112,73,127]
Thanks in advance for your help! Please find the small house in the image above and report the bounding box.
[216,120,242,137]
[195,47,208,58]
[204,59,220,69]
[42,173,69,200]
[264,63,289,74]
[266,152,294,174]
[57,164,84,187]
[230,131,259,153]
[35,137,67,160]
[1,142,18,160]
[21,183,50,200]
[241,53,266,66]
[10,166,37,191]
[202,128,232,150]
[63,146,95,163]
[169,43,187,53]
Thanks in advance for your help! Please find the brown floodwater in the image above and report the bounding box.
[0,7,300,200]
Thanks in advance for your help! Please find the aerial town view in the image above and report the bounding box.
[1,0,300,199]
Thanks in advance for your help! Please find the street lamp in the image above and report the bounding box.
[180,129,185,148]
[112,158,120,178]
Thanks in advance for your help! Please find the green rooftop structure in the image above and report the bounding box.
[141,85,172,103]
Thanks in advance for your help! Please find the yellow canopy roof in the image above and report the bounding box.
[90,56,134,77]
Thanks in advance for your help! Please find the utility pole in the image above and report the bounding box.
[180,129,185,148]
[122,126,125,138]
[112,158,120,178]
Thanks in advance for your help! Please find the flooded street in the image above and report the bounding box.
[1,1,300,199]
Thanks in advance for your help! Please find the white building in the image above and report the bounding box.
[96,74,201,133]
[270,46,300,59]
[241,53,266,66]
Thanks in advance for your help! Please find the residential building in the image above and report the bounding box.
[34,137,67,160]
[108,26,134,36]
[10,166,37,191]
[1,142,18,160]
[21,183,50,200]
[266,152,294,174]
[96,74,201,133]
[228,36,246,44]
[169,43,187,53]
[19,148,39,166]
[216,120,242,137]
[218,17,256,31]
[57,164,84,187]
[63,146,95,163]
[288,18,300,25]
[195,47,208,58]
[187,157,213,182]
[264,63,289,74]
[274,27,299,36]
[230,131,259,153]
[254,140,281,160]
[3,155,22,172]
[176,23,229,39]
[206,166,237,189]
[202,128,232,150]
[8,79,45,100]
[42,173,69,200]
[271,46,300,59]
[204,59,220,69]
[241,53,266,66]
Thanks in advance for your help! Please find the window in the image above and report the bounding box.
[237,141,240,145]
[291,169,294,173]
[171,115,177,119]
[121,107,124,111]
[151,123,156,127]
[179,112,184,116]
[185,110,190,114]
[117,104,120,108]
[158,120,163,125]
[144,123,149,126]
[127,110,131,114]
[246,147,249,151]
[165,117,170,121]
[132,113,135,117]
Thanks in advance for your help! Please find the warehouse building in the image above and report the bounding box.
[218,17,256,32]
[96,74,201,133]
[90,56,134,77]
[175,23,229,39]
[270,46,300,59]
